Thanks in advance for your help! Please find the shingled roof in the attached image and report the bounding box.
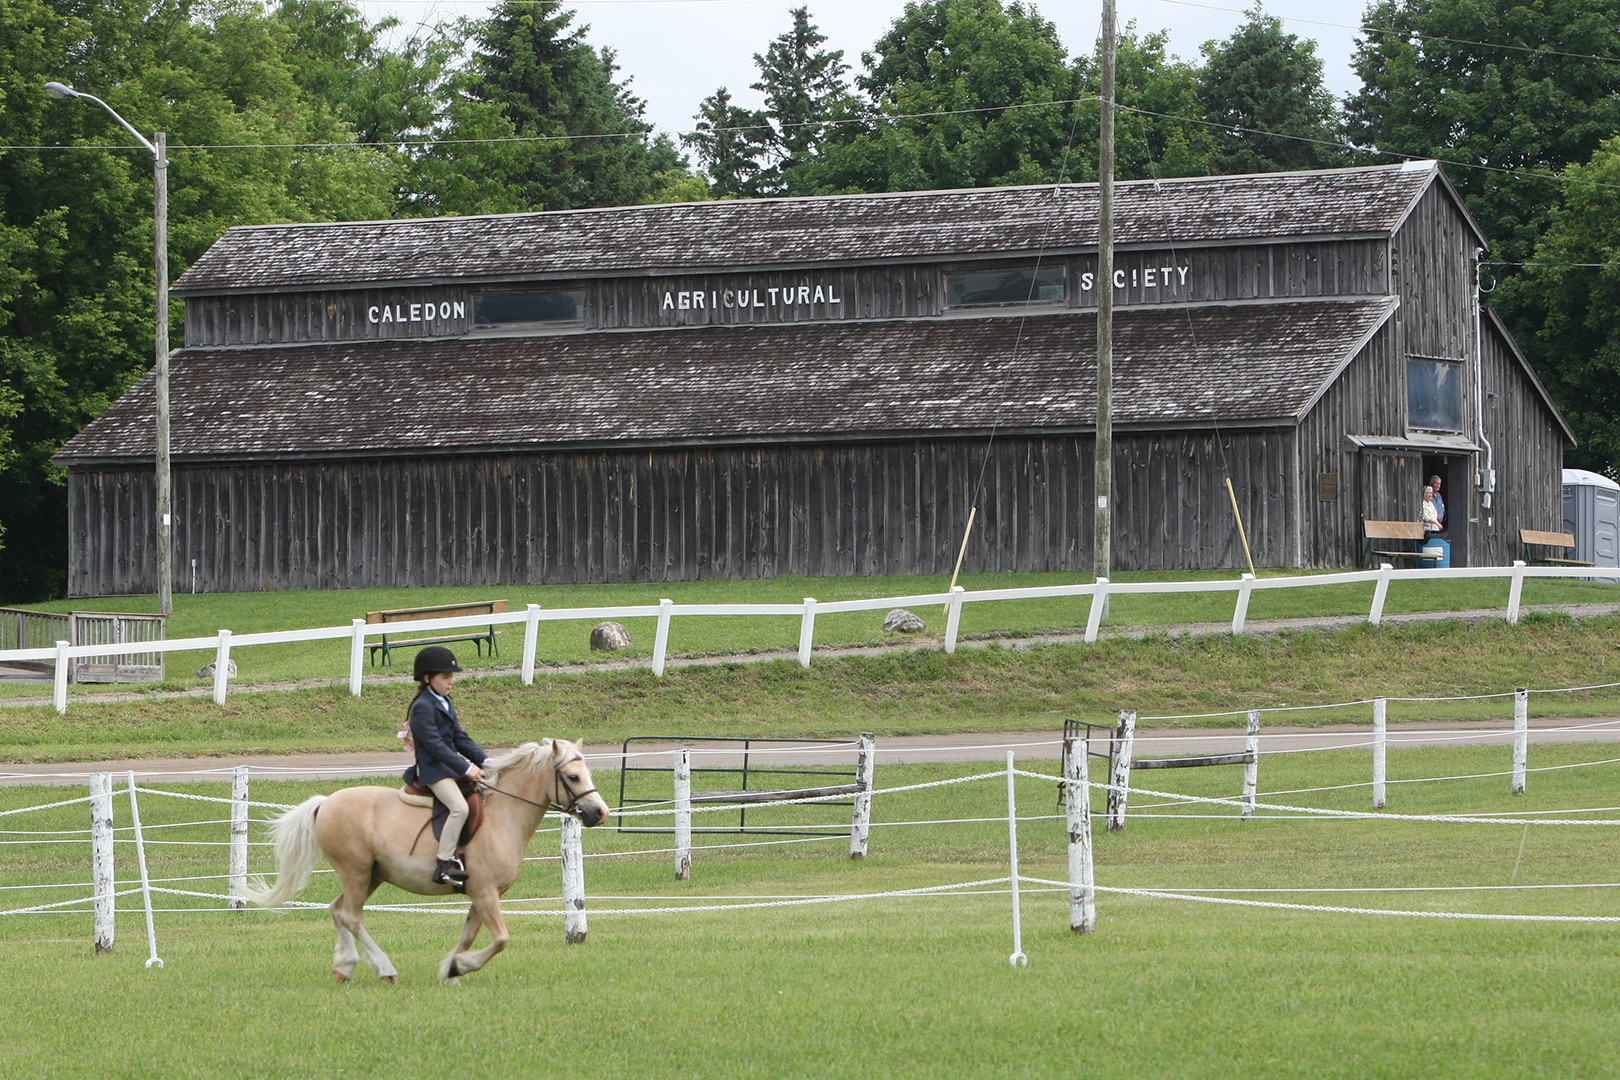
[172,163,1454,294]
[59,299,1395,464]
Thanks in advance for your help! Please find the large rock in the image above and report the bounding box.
[883,608,926,633]
[590,621,633,651]
[196,658,238,681]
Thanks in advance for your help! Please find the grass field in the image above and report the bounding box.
[3,611,1620,764]
[4,744,1619,1078]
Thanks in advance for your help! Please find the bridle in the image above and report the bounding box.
[479,752,601,818]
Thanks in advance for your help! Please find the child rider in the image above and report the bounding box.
[401,646,487,884]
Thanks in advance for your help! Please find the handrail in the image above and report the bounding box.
[5,561,1616,715]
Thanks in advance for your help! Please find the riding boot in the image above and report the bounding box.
[434,855,468,884]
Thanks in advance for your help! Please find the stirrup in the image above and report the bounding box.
[434,856,467,884]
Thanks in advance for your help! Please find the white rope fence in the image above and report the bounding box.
[7,707,1620,966]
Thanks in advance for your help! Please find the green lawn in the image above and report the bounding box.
[4,746,1618,1078]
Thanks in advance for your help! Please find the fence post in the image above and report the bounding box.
[1368,563,1394,626]
[90,773,115,953]
[1231,573,1255,634]
[1064,737,1095,934]
[125,772,163,969]
[1106,709,1136,832]
[1372,697,1387,809]
[1005,752,1027,967]
[943,586,965,654]
[651,598,674,678]
[797,598,816,669]
[561,815,587,944]
[850,733,875,860]
[1507,560,1528,624]
[674,749,692,881]
[1084,579,1110,644]
[53,639,69,715]
[229,765,249,909]
[522,603,541,686]
[1513,687,1529,796]
[1241,709,1260,820]
[348,619,366,697]
[212,630,232,706]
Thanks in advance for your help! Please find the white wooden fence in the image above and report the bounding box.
[4,561,1613,715]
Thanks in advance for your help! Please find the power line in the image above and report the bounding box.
[4,96,1097,153]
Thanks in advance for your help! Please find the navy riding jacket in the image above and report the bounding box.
[401,690,487,787]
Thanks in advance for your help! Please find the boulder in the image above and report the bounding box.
[590,621,633,651]
[196,658,238,681]
[883,608,926,633]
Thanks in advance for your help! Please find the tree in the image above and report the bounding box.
[453,1,665,211]
[1497,138,1620,476]
[801,0,1083,193]
[750,8,859,192]
[1344,0,1620,265]
[1197,6,1342,174]
[0,0,401,599]
[1074,25,1218,183]
[682,87,769,197]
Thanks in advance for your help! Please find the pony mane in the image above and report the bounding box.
[482,740,565,786]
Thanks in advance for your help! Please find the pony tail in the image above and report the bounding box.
[239,795,327,908]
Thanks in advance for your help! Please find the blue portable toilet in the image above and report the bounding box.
[1562,468,1620,578]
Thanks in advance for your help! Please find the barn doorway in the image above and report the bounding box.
[1421,454,1468,566]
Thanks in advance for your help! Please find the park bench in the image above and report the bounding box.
[365,599,507,666]
[1519,529,1594,567]
[1362,520,1427,568]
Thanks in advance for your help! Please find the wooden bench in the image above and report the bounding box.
[1362,520,1427,567]
[1519,529,1594,567]
[365,600,508,666]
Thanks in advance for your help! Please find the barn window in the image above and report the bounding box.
[1406,356,1463,432]
[471,289,584,330]
[944,265,1066,309]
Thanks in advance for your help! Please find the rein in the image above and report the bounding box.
[478,753,599,817]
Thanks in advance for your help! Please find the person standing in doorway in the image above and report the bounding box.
[1428,475,1447,531]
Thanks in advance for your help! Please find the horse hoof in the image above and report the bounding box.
[333,972,349,984]
[379,975,398,984]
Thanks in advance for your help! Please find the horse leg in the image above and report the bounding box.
[438,905,486,985]
[438,887,509,982]
[331,865,397,983]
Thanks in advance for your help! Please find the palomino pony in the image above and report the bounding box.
[242,739,609,984]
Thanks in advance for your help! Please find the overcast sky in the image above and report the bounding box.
[357,0,1368,141]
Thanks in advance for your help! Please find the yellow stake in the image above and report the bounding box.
[1226,477,1257,576]
[945,506,979,612]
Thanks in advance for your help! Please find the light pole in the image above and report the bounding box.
[46,82,172,616]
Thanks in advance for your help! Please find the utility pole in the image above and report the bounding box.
[46,83,172,616]
[1093,0,1116,600]
[154,132,172,616]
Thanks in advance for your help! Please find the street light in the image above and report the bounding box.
[46,81,172,616]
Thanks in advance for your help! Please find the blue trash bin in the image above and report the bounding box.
[1418,536,1450,568]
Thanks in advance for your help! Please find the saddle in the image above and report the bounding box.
[400,778,485,848]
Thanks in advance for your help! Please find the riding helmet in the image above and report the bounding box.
[413,645,463,679]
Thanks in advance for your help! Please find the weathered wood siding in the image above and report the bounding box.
[1296,324,1408,566]
[1474,319,1568,565]
[180,241,1393,347]
[66,429,1295,596]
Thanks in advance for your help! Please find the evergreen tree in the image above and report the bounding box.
[457,1,663,211]
[682,87,769,197]
[1197,6,1341,174]
[750,8,858,192]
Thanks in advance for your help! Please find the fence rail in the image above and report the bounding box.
[3,562,1616,715]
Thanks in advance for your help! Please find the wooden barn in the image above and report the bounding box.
[56,161,1575,595]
